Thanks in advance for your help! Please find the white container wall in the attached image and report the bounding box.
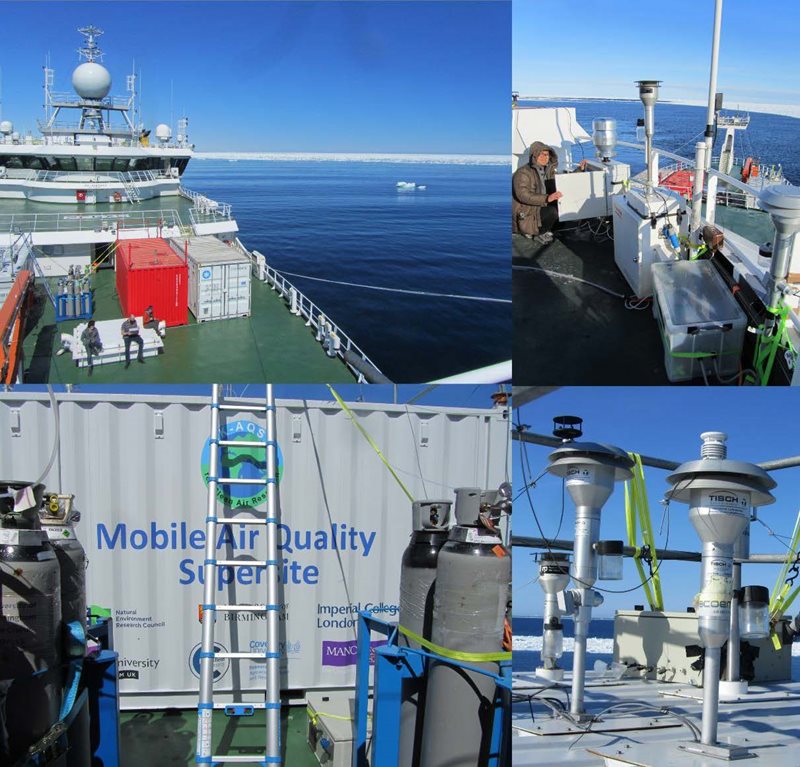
[0,391,509,708]
[172,236,251,321]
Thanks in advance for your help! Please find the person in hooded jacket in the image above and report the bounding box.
[513,141,586,244]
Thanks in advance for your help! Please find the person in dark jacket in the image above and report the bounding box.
[80,319,103,375]
[513,141,586,244]
[120,314,145,368]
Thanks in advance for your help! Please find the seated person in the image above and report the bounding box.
[80,319,103,375]
[120,314,145,368]
[512,141,587,244]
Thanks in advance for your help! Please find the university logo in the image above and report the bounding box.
[201,419,284,508]
[189,641,230,681]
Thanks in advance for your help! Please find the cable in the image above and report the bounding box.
[33,386,61,490]
[277,269,510,304]
[512,265,626,300]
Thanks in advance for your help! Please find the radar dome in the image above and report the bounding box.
[155,124,172,142]
[72,62,111,99]
[0,121,12,135]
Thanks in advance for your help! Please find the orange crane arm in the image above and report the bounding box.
[0,269,33,384]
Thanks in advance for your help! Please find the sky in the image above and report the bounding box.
[0,1,509,153]
[8,383,507,410]
[513,0,800,118]
[514,387,800,618]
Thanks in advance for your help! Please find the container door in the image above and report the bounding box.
[197,263,223,320]
[225,262,251,317]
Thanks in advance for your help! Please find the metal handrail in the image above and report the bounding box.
[28,169,173,184]
[0,208,184,234]
[245,246,382,381]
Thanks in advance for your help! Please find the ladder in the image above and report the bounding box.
[119,173,142,203]
[196,384,282,766]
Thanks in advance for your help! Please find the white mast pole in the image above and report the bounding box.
[702,0,724,226]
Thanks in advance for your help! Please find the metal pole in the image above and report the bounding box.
[702,647,722,744]
[691,142,708,233]
[704,0,724,172]
[726,563,741,682]
[197,383,221,761]
[265,383,281,763]
[512,431,681,471]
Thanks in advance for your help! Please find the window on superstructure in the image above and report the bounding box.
[95,157,113,172]
[58,157,77,171]
[76,157,93,171]
[112,158,129,172]
[1,156,23,168]
[22,157,44,169]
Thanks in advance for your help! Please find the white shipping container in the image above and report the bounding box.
[0,390,510,709]
[173,236,252,321]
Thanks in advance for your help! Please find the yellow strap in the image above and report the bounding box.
[327,385,414,503]
[397,625,511,663]
[307,707,371,725]
[624,453,663,611]
[769,510,800,616]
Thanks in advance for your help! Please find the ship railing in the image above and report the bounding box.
[0,168,38,181]
[0,209,184,235]
[44,92,133,110]
[180,187,233,224]
[619,139,786,220]
[240,242,384,382]
[28,169,174,184]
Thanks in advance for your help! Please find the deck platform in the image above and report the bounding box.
[21,268,353,383]
[513,674,800,767]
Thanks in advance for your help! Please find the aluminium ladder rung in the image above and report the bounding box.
[214,560,272,568]
[214,477,269,486]
[215,518,269,526]
[214,652,274,660]
[210,755,271,764]
[214,604,271,612]
[218,403,269,412]
[217,440,268,448]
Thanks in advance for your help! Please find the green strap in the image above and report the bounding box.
[754,303,791,386]
[327,385,415,503]
[769,510,800,618]
[397,625,511,663]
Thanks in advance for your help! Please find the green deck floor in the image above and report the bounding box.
[21,268,353,383]
[120,707,319,767]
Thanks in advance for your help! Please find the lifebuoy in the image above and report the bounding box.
[741,157,753,183]
[113,191,122,202]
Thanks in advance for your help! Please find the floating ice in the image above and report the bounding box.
[396,181,427,190]
[513,635,614,654]
[195,152,506,166]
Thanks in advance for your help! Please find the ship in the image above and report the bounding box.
[511,3,800,388]
[1,26,510,386]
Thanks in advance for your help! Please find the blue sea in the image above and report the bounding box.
[514,616,800,679]
[523,100,800,183]
[179,159,510,382]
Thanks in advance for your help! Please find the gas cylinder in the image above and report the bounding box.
[398,499,452,767]
[419,487,511,767]
[0,481,64,765]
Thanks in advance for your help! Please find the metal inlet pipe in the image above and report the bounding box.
[702,647,722,745]
[704,0,724,169]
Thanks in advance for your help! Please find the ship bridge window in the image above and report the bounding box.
[76,157,93,171]
[95,157,113,172]
[58,157,77,172]
[177,158,189,174]
[112,158,129,172]
[22,156,44,169]
[0,156,24,168]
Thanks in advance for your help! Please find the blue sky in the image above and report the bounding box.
[10,384,506,410]
[514,388,800,618]
[513,0,800,111]
[0,1,509,153]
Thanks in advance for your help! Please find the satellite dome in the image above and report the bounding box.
[155,124,172,142]
[0,120,12,135]
[72,62,111,99]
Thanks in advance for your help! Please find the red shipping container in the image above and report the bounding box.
[115,238,188,326]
